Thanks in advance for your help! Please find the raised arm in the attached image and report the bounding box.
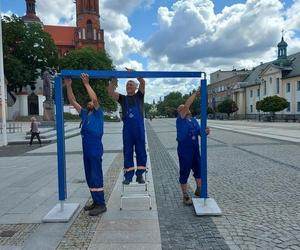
[185,90,199,110]
[178,89,199,118]
[64,78,82,113]
[81,73,100,109]
[137,77,145,94]
[107,78,120,101]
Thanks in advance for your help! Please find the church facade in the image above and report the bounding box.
[23,0,105,55]
[5,0,105,120]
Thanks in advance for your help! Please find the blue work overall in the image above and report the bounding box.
[176,116,201,184]
[80,108,105,205]
[123,96,147,181]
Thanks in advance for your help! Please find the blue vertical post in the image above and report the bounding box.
[54,76,67,201]
[200,78,208,199]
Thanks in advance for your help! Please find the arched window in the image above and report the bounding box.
[86,20,93,40]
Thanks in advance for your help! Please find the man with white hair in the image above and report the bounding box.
[108,68,147,185]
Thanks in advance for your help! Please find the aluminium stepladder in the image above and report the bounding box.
[120,166,152,210]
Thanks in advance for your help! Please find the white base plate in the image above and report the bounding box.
[42,203,80,222]
[192,198,222,216]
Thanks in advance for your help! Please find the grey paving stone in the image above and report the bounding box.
[88,243,162,250]
[146,121,230,250]
[91,230,160,244]
[147,119,300,250]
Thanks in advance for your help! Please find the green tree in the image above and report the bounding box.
[144,103,152,117]
[207,106,214,115]
[156,100,165,116]
[256,100,262,111]
[157,90,203,117]
[257,96,288,119]
[217,98,238,118]
[160,92,184,117]
[59,47,117,111]
[2,15,58,92]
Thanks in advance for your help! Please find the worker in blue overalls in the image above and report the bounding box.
[176,89,210,205]
[64,73,106,216]
[108,68,147,185]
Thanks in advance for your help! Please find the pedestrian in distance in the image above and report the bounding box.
[64,73,106,216]
[176,89,210,205]
[29,117,42,146]
[107,68,147,185]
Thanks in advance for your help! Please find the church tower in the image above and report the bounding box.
[75,0,105,50]
[274,33,291,67]
[277,36,288,60]
[22,0,42,24]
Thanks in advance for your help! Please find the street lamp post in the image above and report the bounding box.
[0,8,8,146]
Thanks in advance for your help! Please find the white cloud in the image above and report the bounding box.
[36,0,75,26]
[100,0,145,66]
[143,56,208,102]
[1,10,14,17]
[286,0,300,31]
[145,0,286,66]
[103,0,154,15]
[139,0,300,102]
[101,12,131,32]
[104,31,143,64]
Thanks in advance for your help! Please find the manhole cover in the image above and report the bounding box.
[0,230,17,237]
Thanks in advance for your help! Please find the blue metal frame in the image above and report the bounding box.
[54,70,208,201]
[200,79,208,199]
[60,70,204,79]
[54,76,67,201]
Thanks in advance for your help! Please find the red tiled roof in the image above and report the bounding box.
[44,25,76,46]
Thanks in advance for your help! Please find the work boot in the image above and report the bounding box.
[136,175,145,184]
[194,186,201,197]
[122,179,131,185]
[183,193,193,206]
[84,201,96,211]
[88,204,107,216]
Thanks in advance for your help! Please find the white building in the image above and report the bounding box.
[240,37,300,119]
[6,76,46,120]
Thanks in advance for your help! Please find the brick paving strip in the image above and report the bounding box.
[56,153,123,250]
[146,122,230,250]
[0,224,39,247]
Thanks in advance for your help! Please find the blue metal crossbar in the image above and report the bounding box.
[60,70,204,79]
[54,70,208,202]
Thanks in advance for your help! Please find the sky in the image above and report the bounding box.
[1,0,300,103]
